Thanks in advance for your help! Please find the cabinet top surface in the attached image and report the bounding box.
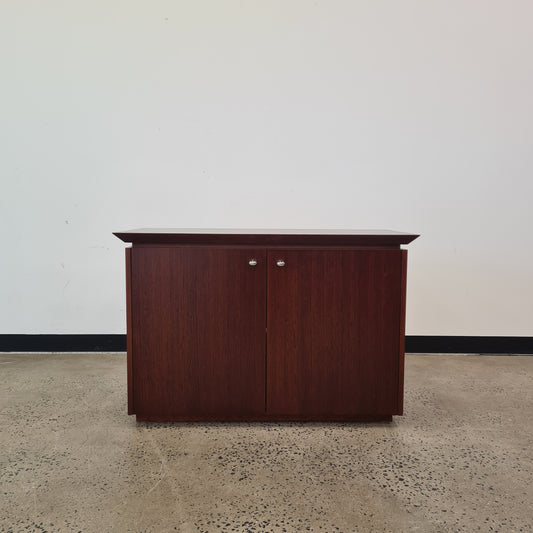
[113,228,419,246]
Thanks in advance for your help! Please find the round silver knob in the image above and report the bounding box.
[248,259,258,266]
[276,260,285,267]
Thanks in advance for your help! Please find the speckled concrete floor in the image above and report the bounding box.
[1,353,532,533]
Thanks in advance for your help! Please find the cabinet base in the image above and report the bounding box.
[135,414,394,423]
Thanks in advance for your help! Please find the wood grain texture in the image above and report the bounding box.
[266,249,402,416]
[125,247,134,415]
[131,247,266,418]
[397,250,408,415]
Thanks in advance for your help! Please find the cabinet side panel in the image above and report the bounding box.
[131,247,266,418]
[267,249,402,416]
[125,247,134,415]
[397,250,408,415]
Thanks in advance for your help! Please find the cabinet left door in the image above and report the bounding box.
[131,246,267,420]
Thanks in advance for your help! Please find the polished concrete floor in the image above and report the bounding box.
[1,353,532,533]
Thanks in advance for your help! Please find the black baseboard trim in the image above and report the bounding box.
[0,334,126,352]
[0,334,531,354]
[405,336,533,354]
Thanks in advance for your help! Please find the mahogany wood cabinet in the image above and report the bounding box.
[114,229,419,422]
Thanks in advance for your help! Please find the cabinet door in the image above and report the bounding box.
[266,249,402,416]
[132,247,266,419]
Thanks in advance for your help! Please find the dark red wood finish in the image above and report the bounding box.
[114,228,419,247]
[397,250,408,415]
[135,414,392,422]
[131,246,267,418]
[125,248,134,415]
[266,249,402,416]
[116,229,419,422]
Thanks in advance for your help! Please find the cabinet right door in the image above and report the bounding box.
[266,249,403,416]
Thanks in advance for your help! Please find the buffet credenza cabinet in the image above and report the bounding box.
[113,229,419,422]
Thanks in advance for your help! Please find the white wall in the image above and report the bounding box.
[1,0,532,336]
